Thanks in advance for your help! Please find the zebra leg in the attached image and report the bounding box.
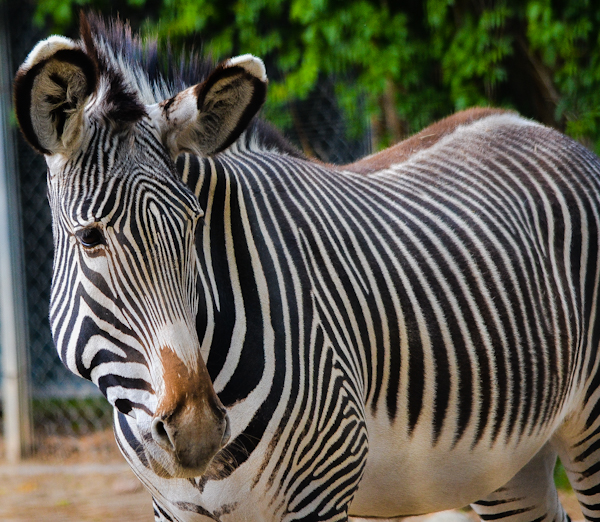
[553,414,600,522]
[470,443,569,522]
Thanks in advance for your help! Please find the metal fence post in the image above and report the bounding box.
[0,2,33,462]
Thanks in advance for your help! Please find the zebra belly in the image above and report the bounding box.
[349,416,552,517]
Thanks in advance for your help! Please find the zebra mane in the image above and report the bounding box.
[80,13,303,158]
[81,12,215,105]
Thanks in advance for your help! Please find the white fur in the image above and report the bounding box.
[226,54,267,82]
[23,35,79,68]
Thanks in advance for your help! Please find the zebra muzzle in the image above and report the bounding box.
[150,402,230,476]
[150,347,230,478]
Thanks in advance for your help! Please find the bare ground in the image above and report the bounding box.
[0,431,585,522]
[0,430,153,521]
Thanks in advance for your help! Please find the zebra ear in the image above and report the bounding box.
[14,36,97,155]
[156,54,267,158]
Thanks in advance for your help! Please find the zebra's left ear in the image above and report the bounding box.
[152,54,267,158]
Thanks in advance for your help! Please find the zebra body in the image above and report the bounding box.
[116,113,595,521]
[14,14,600,522]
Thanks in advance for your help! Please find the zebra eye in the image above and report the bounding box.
[76,227,104,248]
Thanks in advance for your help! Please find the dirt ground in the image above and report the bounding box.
[0,464,153,521]
[0,431,585,522]
[0,430,153,521]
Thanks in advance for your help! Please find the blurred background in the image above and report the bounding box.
[0,0,598,518]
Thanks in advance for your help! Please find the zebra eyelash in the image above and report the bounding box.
[75,226,106,249]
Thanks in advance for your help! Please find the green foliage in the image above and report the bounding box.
[526,0,600,151]
[439,5,514,109]
[31,0,600,154]
[554,458,572,492]
[33,0,90,30]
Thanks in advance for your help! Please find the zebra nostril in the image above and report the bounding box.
[216,404,227,420]
[221,415,231,445]
[209,395,227,420]
[151,418,174,450]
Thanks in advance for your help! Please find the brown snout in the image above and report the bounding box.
[151,347,230,477]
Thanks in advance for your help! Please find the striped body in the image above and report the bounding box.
[117,113,600,520]
[14,16,600,522]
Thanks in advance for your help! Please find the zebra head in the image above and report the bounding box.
[14,18,267,478]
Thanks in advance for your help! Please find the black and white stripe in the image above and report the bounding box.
[48,119,204,417]
[15,13,600,522]
[119,117,600,521]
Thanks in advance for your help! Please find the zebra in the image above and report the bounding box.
[13,12,600,522]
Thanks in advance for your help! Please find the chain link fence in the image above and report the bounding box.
[0,5,370,457]
[5,2,114,453]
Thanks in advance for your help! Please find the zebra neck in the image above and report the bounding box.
[184,153,265,400]
[178,150,291,479]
